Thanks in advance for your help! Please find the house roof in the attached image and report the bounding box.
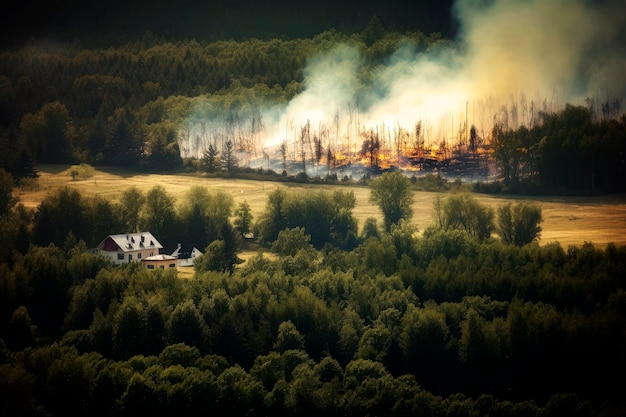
[142,254,177,261]
[171,244,202,258]
[97,232,163,253]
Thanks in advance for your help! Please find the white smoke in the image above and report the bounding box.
[456,0,626,105]
[183,0,626,166]
[262,43,363,148]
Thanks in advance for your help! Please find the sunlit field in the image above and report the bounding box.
[16,164,626,250]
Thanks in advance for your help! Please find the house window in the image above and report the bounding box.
[137,253,142,259]
[117,253,124,260]
[159,265,165,269]
[147,264,154,269]
[169,263,176,268]
[128,254,132,262]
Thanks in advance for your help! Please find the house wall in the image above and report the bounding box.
[143,259,177,270]
[177,258,195,267]
[100,249,158,265]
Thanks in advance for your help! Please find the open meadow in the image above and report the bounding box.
[15,164,626,251]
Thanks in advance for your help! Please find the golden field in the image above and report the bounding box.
[15,164,626,250]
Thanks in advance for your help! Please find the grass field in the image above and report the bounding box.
[15,164,626,250]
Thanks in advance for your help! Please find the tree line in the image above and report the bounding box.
[1,169,625,415]
[0,26,446,176]
[489,103,626,194]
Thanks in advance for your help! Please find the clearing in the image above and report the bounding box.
[14,164,626,250]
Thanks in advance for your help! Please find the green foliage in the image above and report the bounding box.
[167,301,208,351]
[7,306,35,350]
[356,235,399,276]
[411,173,460,192]
[178,185,234,251]
[497,201,543,246]
[158,343,201,368]
[233,200,253,236]
[257,188,358,250]
[274,321,305,353]
[201,144,220,173]
[194,226,242,275]
[271,227,313,257]
[19,101,72,164]
[140,185,178,247]
[32,187,90,247]
[0,181,626,415]
[399,304,451,379]
[489,104,626,193]
[119,186,145,233]
[69,163,95,180]
[113,297,147,359]
[142,123,183,172]
[0,168,16,216]
[433,193,495,242]
[369,171,413,232]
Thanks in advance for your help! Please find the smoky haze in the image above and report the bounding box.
[181,0,626,172]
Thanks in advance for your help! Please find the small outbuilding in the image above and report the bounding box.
[141,254,178,270]
[171,243,203,267]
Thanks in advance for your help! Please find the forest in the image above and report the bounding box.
[1,16,626,417]
[1,24,625,194]
[1,166,626,416]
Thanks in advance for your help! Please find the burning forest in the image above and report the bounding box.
[176,0,625,183]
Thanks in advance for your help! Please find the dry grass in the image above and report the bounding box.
[15,164,626,250]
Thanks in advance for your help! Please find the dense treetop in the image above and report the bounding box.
[0,174,625,415]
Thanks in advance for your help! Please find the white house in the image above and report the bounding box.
[97,232,163,266]
[171,243,203,267]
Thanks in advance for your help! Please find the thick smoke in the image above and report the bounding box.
[183,0,626,171]
[455,0,626,106]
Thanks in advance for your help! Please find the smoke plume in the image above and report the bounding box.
[184,0,626,169]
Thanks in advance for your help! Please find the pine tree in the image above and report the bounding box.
[9,148,38,182]
[202,144,220,173]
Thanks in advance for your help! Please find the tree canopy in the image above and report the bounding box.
[369,170,413,232]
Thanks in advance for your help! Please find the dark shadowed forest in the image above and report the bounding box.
[1,168,626,416]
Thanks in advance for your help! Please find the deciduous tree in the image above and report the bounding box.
[118,186,145,233]
[497,202,542,246]
[433,193,494,242]
[139,185,177,247]
[369,171,413,232]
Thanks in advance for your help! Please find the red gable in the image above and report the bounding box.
[100,236,120,251]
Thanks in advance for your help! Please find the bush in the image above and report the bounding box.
[69,163,95,180]
[17,177,39,191]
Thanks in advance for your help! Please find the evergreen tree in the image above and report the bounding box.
[8,148,38,183]
[202,143,220,173]
[222,140,238,173]
[0,168,16,216]
[234,200,253,236]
